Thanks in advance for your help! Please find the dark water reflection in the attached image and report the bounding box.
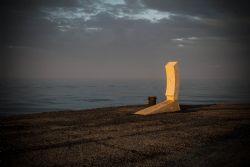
[0,79,249,115]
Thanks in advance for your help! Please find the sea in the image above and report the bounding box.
[0,79,249,116]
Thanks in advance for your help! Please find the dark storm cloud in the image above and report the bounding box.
[1,0,250,80]
[1,0,80,9]
[142,0,250,18]
[142,0,250,45]
[144,1,250,33]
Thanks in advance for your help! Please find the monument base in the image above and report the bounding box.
[134,100,180,115]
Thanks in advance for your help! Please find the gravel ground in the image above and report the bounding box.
[1,104,250,167]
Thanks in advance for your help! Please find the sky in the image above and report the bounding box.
[1,0,250,80]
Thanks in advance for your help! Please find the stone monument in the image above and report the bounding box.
[135,61,180,115]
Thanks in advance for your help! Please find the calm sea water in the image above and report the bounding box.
[0,79,249,115]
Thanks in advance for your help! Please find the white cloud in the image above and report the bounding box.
[42,1,206,31]
[172,38,184,41]
[124,9,175,23]
[172,36,227,47]
[43,6,175,25]
[43,8,98,22]
[57,25,72,32]
[172,36,227,42]
[172,36,199,43]
[85,27,102,32]
[172,36,199,47]
[103,0,126,5]
[187,37,199,40]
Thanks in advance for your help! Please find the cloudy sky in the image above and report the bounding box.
[1,0,250,80]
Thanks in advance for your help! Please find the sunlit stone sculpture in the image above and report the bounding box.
[135,61,180,115]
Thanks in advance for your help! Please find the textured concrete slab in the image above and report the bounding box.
[134,100,180,115]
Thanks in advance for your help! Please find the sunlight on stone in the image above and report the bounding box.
[135,62,180,115]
